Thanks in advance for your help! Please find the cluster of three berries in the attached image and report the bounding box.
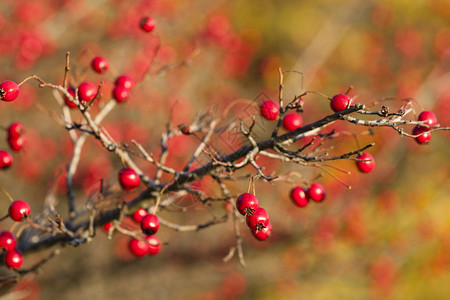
[236,193,272,241]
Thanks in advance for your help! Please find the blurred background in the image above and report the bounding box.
[0,0,450,299]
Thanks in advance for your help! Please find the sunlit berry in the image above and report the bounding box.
[132,208,148,223]
[246,207,269,230]
[290,186,309,207]
[356,152,375,173]
[146,235,161,255]
[118,168,140,191]
[9,200,31,221]
[282,113,303,131]
[140,214,159,236]
[260,100,280,121]
[7,122,24,139]
[129,238,149,257]
[115,75,134,90]
[91,56,109,74]
[330,94,352,112]
[418,111,438,128]
[412,125,431,144]
[4,249,23,269]
[0,231,16,251]
[0,151,13,169]
[78,82,97,102]
[307,183,326,202]
[112,86,130,103]
[251,222,272,241]
[0,81,19,102]
[236,193,259,216]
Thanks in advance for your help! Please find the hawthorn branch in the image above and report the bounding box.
[158,215,228,232]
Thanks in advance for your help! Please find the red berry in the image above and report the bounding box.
[112,85,130,103]
[78,82,97,102]
[140,16,156,32]
[8,136,26,152]
[307,183,326,202]
[9,200,31,222]
[4,249,23,269]
[118,168,140,191]
[140,214,159,236]
[236,193,259,216]
[102,222,113,233]
[330,94,352,112]
[146,235,161,255]
[282,113,303,131]
[0,81,19,102]
[64,88,77,108]
[0,231,16,251]
[7,122,24,139]
[260,100,280,121]
[115,75,134,90]
[0,151,13,169]
[91,56,109,74]
[412,125,431,144]
[246,207,269,230]
[251,222,272,241]
[132,208,148,223]
[418,111,438,127]
[356,152,375,173]
[290,186,309,207]
[129,238,149,257]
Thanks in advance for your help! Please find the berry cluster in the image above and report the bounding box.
[129,235,161,257]
[0,122,25,169]
[290,183,326,208]
[0,16,158,271]
[0,2,446,284]
[236,193,272,241]
[0,231,22,269]
[129,208,161,257]
[102,207,162,258]
[112,75,134,103]
[7,122,26,152]
[412,111,438,144]
[0,200,32,269]
[0,82,21,169]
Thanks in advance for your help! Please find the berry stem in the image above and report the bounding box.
[345,85,353,95]
[63,51,70,90]
[352,132,361,150]
[17,75,38,87]
[278,67,284,109]
[314,164,351,189]
[0,187,14,203]
[247,176,253,194]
